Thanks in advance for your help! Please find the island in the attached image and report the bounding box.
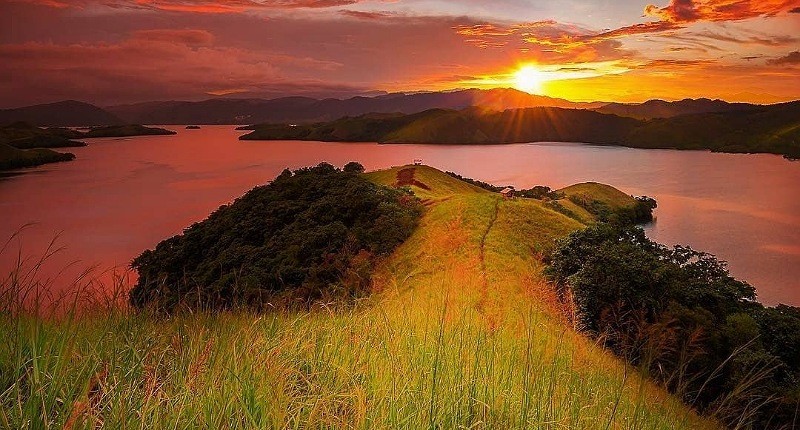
[0,142,75,170]
[0,122,177,170]
[82,124,176,138]
[185,125,201,129]
[240,101,800,159]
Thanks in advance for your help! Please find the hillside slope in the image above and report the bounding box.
[3,166,718,429]
[242,103,800,158]
[240,107,640,145]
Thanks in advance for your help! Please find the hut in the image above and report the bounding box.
[500,187,515,199]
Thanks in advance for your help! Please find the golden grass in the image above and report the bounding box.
[0,165,720,429]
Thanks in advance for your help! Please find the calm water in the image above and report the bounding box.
[1,125,798,305]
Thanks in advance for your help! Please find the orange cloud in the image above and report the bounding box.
[644,0,799,23]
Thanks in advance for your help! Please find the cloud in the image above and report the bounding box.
[452,20,635,64]
[454,24,516,36]
[644,0,797,24]
[8,0,360,13]
[0,29,359,106]
[131,29,215,46]
[339,10,394,20]
[768,51,800,65]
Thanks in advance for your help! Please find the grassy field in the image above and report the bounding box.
[0,165,719,429]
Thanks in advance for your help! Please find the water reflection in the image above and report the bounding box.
[1,126,798,305]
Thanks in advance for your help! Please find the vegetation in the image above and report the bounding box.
[444,171,511,192]
[560,182,657,224]
[622,101,800,160]
[0,122,178,170]
[546,223,800,429]
[241,102,800,159]
[83,124,176,138]
[0,122,85,149]
[131,163,422,311]
[0,165,720,429]
[240,107,640,144]
[0,142,75,170]
[445,172,564,201]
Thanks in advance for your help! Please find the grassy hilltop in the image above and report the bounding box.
[0,165,718,429]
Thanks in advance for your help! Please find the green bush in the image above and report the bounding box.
[130,162,422,311]
[546,223,800,428]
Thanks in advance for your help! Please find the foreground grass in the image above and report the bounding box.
[0,166,719,429]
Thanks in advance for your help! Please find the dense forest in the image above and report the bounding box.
[130,162,422,311]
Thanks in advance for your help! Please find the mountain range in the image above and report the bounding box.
[0,88,777,126]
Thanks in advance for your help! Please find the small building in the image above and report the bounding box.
[500,187,515,199]
[413,159,423,165]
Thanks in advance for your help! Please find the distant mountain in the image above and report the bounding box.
[241,102,800,159]
[240,107,640,145]
[0,100,124,127]
[595,98,758,120]
[108,88,605,125]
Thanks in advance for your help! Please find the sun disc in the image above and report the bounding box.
[513,65,545,94]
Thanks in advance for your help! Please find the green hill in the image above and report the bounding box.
[1,164,719,429]
[241,103,800,159]
[240,107,640,145]
[622,101,800,158]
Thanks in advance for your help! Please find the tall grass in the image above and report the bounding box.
[0,168,722,429]
[0,201,717,430]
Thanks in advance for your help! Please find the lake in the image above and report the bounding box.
[1,125,798,305]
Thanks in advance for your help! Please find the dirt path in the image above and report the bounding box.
[478,198,500,289]
[395,167,431,190]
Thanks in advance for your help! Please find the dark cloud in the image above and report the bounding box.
[131,29,215,46]
[339,10,395,20]
[768,51,800,65]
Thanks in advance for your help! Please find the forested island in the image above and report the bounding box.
[0,122,175,170]
[240,102,800,159]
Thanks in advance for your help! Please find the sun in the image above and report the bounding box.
[513,65,546,94]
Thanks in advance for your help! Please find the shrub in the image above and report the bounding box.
[546,223,800,428]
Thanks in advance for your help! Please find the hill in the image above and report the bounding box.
[0,100,123,127]
[595,98,758,120]
[107,88,604,125]
[82,124,176,138]
[0,122,87,149]
[622,101,800,158]
[242,103,800,158]
[240,107,640,144]
[1,164,719,429]
[0,142,75,170]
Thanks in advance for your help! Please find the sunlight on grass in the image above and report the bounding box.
[0,166,719,429]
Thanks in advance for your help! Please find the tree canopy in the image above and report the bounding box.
[130,162,422,311]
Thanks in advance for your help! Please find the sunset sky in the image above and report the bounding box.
[1,0,799,107]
